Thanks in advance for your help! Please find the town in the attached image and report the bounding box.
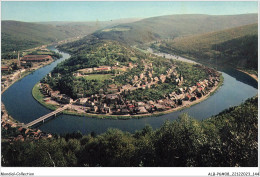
[1,46,60,93]
[39,60,221,117]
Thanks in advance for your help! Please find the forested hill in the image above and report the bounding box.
[56,37,147,74]
[157,23,258,70]
[1,19,141,57]
[2,14,257,56]
[2,21,71,53]
[93,14,258,45]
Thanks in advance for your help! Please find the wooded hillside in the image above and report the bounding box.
[157,23,258,70]
[93,14,258,45]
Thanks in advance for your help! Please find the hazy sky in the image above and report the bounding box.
[1,1,258,22]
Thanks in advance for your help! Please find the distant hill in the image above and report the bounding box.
[1,19,141,57]
[2,21,70,53]
[157,23,258,70]
[93,14,258,45]
[35,18,142,38]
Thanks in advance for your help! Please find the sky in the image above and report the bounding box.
[1,1,258,22]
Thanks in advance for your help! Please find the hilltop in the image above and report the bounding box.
[156,23,258,70]
[35,18,141,37]
[93,14,258,45]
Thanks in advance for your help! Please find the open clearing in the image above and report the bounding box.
[84,74,112,81]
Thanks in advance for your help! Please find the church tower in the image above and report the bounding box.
[17,51,21,67]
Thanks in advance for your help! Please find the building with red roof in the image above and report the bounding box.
[21,55,52,62]
[1,66,10,71]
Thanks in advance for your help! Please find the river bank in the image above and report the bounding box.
[1,101,52,142]
[1,70,31,94]
[236,69,258,82]
[1,53,57,94]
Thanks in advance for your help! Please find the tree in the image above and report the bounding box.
[153,114,206,167]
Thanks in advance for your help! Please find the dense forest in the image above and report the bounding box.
[156,23,258,70]
[1,97,257,167]
[1,21,70,57]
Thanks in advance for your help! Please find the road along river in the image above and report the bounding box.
[1,46,258,135]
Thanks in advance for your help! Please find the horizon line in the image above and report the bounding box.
[1,13,258,23]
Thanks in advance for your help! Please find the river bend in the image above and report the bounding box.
[2,46,257,134]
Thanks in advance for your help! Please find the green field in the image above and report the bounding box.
[84,74,112,81]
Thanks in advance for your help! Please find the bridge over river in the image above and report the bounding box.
[26,104,71,127]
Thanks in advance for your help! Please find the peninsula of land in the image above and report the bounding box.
[33,38,222,119]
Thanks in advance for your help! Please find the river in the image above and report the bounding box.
[1,46,258,135]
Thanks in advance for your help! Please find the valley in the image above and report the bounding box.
[1,3,258,169]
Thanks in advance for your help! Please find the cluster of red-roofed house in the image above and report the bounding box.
[21,55,52,62]
[2,122,52,142]
[39,62,220,116]
[41,84,73,104]
[1,103,52,142]
[73,62,135,77]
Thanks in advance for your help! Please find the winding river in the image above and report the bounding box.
[1,46,258,135]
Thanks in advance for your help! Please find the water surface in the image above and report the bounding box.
[2,46,257,135]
